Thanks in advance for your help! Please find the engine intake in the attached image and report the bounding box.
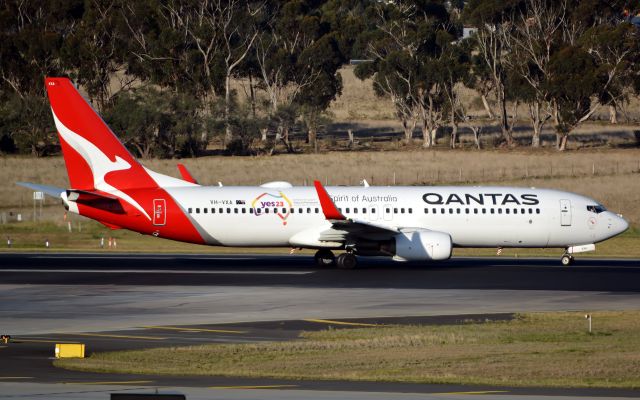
[392,230,452,261]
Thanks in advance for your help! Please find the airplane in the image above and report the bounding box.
[17,77,629,268]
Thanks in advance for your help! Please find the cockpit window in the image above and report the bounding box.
[587,205,606,214]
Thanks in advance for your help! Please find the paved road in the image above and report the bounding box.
[1,253,639,399]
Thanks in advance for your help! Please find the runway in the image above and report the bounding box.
[1,253,639,399]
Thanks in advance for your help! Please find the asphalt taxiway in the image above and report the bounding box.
[1,253,639,399]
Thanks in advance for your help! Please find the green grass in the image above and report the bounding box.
[54,311,640,388]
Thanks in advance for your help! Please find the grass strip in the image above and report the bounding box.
[54,311,640,388]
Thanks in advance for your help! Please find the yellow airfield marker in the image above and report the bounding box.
[141,325,246,334]
[304,318,380,327]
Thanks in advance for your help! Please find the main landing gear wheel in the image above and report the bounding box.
[336,253,358,269]
[561,254,574,266]
[314,249,336,268]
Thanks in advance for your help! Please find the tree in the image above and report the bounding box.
[105,87,208,158]
[464,0,525,146]
[254,0,341,153]
[355,1,460,148]
[62,0,130,111]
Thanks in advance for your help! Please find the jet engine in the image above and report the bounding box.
[391,230,452,261]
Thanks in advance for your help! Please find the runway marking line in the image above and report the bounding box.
[12,339,80,344]
[61,333,166,341]
[432,390,509,395]
[304,318,380,327]
[141,325,246,334]
[0,377,33,380]
[62,380,154,385]
[209,385,298,390]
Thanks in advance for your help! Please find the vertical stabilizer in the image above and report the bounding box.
[45,77,157,191]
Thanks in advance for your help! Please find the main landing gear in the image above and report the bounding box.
[313,250,358,269]
[561,253,575,266]
[336,252,358,269]
[314,249,336,267]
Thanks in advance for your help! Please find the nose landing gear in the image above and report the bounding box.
[561,253,574,266]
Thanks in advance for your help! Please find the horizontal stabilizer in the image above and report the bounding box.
[67,189,127,214]
[16,182,65,198]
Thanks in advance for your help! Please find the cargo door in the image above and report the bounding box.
[560,199,571,226]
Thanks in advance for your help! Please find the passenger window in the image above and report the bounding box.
[250,208,254,214]
[506,209,510,214]
[386,208,390,213]
[536,208,541,214]
[315,208,319,214]
[346,208,350,213]
[449,208,453,214]
[265,208,269,214]
[490,208,495,214]
[456,208,460,214]
[371,208,375,213]
[482,209,486,214]
[394,208,398,214]
[474,208,478,214]
[363,208,367,214]
[498,209,502,214]
[281,208,286,214]
[219,208,223,213]
[408,208,412,214]
[241,208,246,214]
[211,208,215,214]
[521,208,525,214]
[196,208,200,214]
[441,208,445,214]
[433,208,437,214]
[188,208,192,214]
[401,208,405,214]
[465,209,470,214]
[307,208,311,213]
[203,208,208,214]
[354,208,358,214]
[425,208,429,214]
[299,208,303,214]
[290,208,294,214]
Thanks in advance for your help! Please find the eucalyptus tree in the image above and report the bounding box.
[355,0,461,148]
[253,0,342,153]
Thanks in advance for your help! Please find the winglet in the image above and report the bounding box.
[313,180,346,220]
[177,163,198,184]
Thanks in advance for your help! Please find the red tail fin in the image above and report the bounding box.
[45,77,157,191]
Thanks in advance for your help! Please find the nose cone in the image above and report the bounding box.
[616,215,630,236]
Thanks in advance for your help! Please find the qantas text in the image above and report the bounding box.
[422,193,540,206]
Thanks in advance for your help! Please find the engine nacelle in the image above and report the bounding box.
[392,230,452,262]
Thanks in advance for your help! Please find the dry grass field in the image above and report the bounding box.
[55,311,640,388]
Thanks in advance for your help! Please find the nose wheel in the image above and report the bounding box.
[314,249,336,268]
[560,253,574,266]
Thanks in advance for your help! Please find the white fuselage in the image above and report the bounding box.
[165,185,628,249]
